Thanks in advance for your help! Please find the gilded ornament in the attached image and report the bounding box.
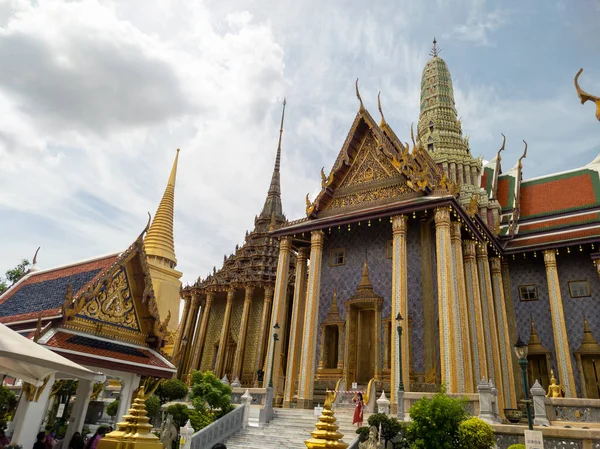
[465,195,478,217]
[575,68,600,121]
[546,369,565,398]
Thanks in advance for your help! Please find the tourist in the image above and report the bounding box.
[352,392,365,427]
[44,433,56,449]
[69,432,84,449]
[83,428,107,449]
[211,444,226,449]
[0,430,10,447]
[33,432,46,449]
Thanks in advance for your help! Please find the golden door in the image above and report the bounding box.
[356,309,375,383]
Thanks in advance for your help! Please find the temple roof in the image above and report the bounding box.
[144,149,179,265]
[0,254,119,324]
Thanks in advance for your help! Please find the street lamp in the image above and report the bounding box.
[514,336,533,430]
[396,313,404,392]
[269,322,280,388]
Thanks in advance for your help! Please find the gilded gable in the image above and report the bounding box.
[340,133,397,188]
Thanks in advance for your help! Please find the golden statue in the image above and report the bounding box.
[546,369,565,398]
[575,68,600,121]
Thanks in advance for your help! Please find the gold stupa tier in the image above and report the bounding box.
[305,392,348,449]
[97,387,163,449]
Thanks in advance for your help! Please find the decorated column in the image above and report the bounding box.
[254,286,274,386]
[215,287,235,378]
[173,295,191,360]
[490,257,517,408]
[297,230,325,409]
[451,222,471,392]
[434,207,461,392]
[543,250,577,397]
[233,286,254,383]
[263,236,292,393]
[462,240,488,383]
[374,301,383,382]
[476,244,505,411]
[11,375,55,449]
[188,292,213,375]
[391,214,409,408]
[178,294,200,377]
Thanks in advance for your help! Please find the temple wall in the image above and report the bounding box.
[199,295,226,372]
[243,294,264,381]
[316,218,427,377]
[508,252,600,395]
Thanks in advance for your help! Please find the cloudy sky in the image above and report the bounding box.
[0,0,599,286]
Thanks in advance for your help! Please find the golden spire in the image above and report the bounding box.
[144,149,179,265]
[260,99,286,220]
[430,37,440,58]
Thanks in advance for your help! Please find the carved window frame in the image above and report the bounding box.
[386,240,393,259]
[519,284,538,301]
[568,280,591,298]
[329,248,346,267]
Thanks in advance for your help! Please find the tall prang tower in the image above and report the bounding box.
[144,149,183,347]
[417,39,482,205]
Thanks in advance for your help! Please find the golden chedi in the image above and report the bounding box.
[98,386,163,449]
[305,391,348,449]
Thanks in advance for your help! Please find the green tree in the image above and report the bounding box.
[190,371,233,418]
[507,445,526,449]
[0,386,17,428]
[145,395,161,418]
[0,259,31,294]
[364,414,409,449]
[407,389,469,449]
[188,409,213,432]
[156,378,189,404]
[106,400,119,418]
[165,404,190,428]
[457,417,495,449]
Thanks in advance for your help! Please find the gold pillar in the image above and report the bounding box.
[186,295,205,374]
[232,286,254,382]
[543,250,577,397]
[188,292,213,375]
[476,244,505,410]
[297,230,325,409]
[502,260,520,397]
[391,215,409,406]
[215,288,235,378]
[263,236,292,391]
[174,295,191,362]
[490,257,517,408]
[254,287,274,386]
[434,207,461,392]
[420,219,437,385]
[451,222,472,392]
[463,240,488,383]
[374,301,383,382]
[337,323,345,371]
[179,294,200,377]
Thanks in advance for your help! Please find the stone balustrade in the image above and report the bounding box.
[547,397,600,424]
[493,424,600,449]
[230,387,267,405]
[190,404,246,449]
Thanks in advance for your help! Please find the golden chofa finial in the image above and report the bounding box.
[355,78,365,112]
[519,140,528,167]
[377,91,387,126]
[430,37,440,58]
[498,133,506,159]
[575,68,600,121]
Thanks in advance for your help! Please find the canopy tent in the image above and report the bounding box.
[0,322,104,385]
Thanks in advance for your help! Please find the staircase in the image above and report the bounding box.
[224,407,364,449]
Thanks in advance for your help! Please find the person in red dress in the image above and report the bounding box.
[352,392,364,426]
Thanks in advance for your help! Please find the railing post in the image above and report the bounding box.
[377,391,390,415]
[477,378,495,424]
[530,380,550,426]
[241,389,252,429]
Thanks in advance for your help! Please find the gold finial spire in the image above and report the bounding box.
[430,37,440,58]
[260,99,286,219]
[574,68,600,121]
[355,78,365,112]
[144,149,179,265]
[498,133,506,159]
[377,91,387,126]
[518,140,528,170]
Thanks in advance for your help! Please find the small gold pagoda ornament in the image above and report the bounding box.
[305,391,348,449]
[97,386,163,449]
[546,369,565,398]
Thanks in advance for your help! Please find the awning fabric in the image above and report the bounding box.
[0,323,104,386]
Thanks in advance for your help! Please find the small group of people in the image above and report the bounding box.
[33,427,109,449]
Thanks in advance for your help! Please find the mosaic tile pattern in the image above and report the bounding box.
[318,219,427,374]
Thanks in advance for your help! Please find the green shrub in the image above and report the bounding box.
[457,417,495,449]
[407,389,469,449]
[106,400,119,417]
[0,386,17,428]
[188,409,213,431]
[145,395,161,418]
[355,426,369,442]
[507,445,526,449]
[165,404,190,428]
[156,379,189,404]
[366,414,409,448]
[190,371,233,418]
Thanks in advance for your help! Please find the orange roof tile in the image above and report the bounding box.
[508,227,600,249]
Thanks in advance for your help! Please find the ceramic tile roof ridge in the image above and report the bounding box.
[0,252,121,302]
[518,153,600,184]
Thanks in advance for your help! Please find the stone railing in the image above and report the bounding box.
[231,387,267,405]
[493,424,600,449]
[190,404,245,449]
[347,436,360,449]
[547,397,600,423]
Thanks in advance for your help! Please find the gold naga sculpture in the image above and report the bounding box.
[305,390,348,449]
[546,369,565,398]
[575,68,600,121]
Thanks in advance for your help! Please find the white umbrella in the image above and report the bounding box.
[0,322,104,385]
